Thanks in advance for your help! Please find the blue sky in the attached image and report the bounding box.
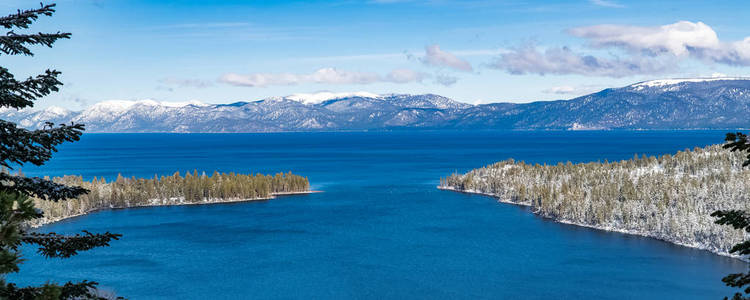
[3,0,750,108]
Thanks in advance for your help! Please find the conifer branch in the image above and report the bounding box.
[1,280,111,300]
[0,173,88,201]
[0,3,57,30]
[712,210,750,233]
[0,119,84,169]
[0,3,121,298]
[21,231,122,258]
[1,67,64,109]
[0,31,70,56]
[725,132,750,166]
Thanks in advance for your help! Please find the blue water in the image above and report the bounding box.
[9,131,747,299]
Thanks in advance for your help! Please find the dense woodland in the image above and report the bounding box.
[27,170,309,226]
[440,145,750,258]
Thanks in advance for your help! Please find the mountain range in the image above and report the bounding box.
[3,78,750,132]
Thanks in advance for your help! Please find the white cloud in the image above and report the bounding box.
[421,44,474,72]
[386,68,429,83]
[589,0,624,8]
[489,44,673,77]
[542,85,603,95]
[569,21,720,56]
[219,67,430,87]
[220,72,300,87]
[714,37,750,66]
[568,21,750,66]
[491,21,750,77]
[542,86,578,94]
[434,74,458,86]
[307,68,381,85]
[159,78,213,88]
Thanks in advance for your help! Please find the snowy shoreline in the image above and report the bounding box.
[30,190,319,228]
[438,186,747,262]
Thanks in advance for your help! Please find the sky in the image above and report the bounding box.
[3,0,750,109]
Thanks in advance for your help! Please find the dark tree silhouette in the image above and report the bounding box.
[714,132,750,300]
[0,3,121,299]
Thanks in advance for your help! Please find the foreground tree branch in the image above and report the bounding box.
[715,134,750,300]
[0,3,122,298]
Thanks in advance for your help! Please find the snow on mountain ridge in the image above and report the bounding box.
[41,106,70,116]
[5,78,750,132]
[88,99,207,112]
[72,99,208,124]
[631,77,750,88]
[284,91,382,104]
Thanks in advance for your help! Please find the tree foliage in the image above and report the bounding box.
[31,170,309,226]
[0,3,121,299]
[713,132,750,300]
[441,145,749,258]
[442,138,750,299]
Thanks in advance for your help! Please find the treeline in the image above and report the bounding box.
[29,170,309,226]
[440,145,750,259]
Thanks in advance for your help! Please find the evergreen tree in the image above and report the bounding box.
[0,4,120,299]
[715,132,750,300]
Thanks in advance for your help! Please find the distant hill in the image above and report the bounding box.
[4,78,750,132]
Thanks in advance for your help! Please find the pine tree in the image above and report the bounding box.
[716,132,750,300]
[0,4,121,299]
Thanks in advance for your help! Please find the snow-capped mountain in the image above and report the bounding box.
[629,77,750,89]
[453,77,750,130]
[4,78,750,132]
[285,91,381,105]
[7,106,75,129]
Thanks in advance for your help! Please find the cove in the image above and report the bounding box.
[9,131,748,299]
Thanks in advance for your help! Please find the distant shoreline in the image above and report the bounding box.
[30,190,321,228]
[74,129,749,134]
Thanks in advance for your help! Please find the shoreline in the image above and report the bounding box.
[437,186,747,262]
[31,190,320,228]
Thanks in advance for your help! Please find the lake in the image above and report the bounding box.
[9,131,748,299]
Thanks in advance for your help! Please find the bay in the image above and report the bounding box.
[9,131,747,299]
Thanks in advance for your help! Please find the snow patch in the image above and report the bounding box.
[631,77,750,89]
[88,99,207,112]
[569,122,607,130]
[42,106,70,115]
[285,91,381,105]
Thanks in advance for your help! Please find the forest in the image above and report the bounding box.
[440,145,750,259]
[25,170,310,226]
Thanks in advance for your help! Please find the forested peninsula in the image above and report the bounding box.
[440,145,750,260]
[27,171,310,227]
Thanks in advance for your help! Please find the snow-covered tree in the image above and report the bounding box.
[440,145,749,259]
[29,170,310,226]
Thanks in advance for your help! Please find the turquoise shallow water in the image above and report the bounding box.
[9,131,748,299]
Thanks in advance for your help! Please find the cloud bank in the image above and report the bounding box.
[569,21,719,57]
[490,44,673,77]
[569,21,750,66]
[220,67,431,87]
[542,85,602,95]
[491,21,750,77]
[434,74,458,86]
[159,78,214,88]
[421,44,474,72]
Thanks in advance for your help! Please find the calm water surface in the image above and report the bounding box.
[9,131,748,299]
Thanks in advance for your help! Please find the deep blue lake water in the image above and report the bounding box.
[8,131,748,299]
